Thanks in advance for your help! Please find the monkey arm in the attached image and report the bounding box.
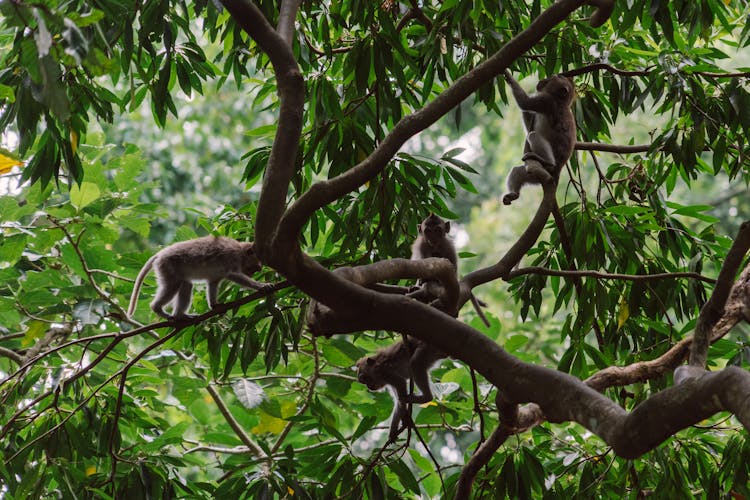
[225,272,270,290]
[401,346,438,404]
[504,71,552,113]
[389,399,410,440]
[388,378,412,440]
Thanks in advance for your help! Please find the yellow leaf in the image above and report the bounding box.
[419,400,438,408]
[617,296,629,330]
[0,152,23,175]
[21,321,48,348]
[252,410,286,434]
[287,486,295,496]
[70,129,79,155]
[85,466,97,476]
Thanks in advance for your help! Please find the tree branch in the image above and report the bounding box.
[207,384,268,459]
[575,141,651,153]
[690,221,750,368]
[463,179,557,289]
[0,347,22,365]
[219,0,304,258]
[276,0,301,46]
[509,266,716,284]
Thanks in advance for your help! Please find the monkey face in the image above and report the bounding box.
[241,245,262,275]
[543,76,575,102]
[356,357,386,390]
[422,226,445,247]
[420,214,450,247]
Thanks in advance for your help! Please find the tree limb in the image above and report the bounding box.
[575,141,651,153]
[690,221,750,368]
[219,0,304,258]
[463,179,557,289]
[276,0,301,46]
[509,266,716,284]
[207,384,268,459]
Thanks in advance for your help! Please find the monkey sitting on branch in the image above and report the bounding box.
[356,337,445,441]
[127,236,272,321]
[502,70,577,205]
[410,213,490,327]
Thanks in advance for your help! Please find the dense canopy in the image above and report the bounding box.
[1,0,750,498]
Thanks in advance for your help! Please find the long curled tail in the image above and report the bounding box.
[127,254,156,318]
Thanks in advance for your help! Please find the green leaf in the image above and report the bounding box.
[69,181,101,211]
[389,459,420,495]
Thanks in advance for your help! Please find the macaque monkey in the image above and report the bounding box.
[502,70,576,205]
[127,236,271,320]
[410,214,490,327]
[356,337,445,440]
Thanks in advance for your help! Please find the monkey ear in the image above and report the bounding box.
[366,357,375,365]
[536,78,549,91]
[445,221,450,233]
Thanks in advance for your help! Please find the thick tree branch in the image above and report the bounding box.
[360,295,750,460]
[575,141,650,153]
[585,262,749,391]
[307,258,459,336]
[219,0,304,258]
[276,0,301,46]
[690,221,750,368]
[455,426,510,499]
[463,180,557,289]
[0,347,22,364]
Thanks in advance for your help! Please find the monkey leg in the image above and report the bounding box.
[171,281,198,319]
[503,164,529,205]
[150,280,182,319]
[388,401,410,441]
[401,350,435,404]
[206,280,220,308]
[524,130,556,168]
[523,158,555,183]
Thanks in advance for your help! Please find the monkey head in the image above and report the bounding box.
[356,356,386,391]
[240,242,262,276]
[419,213,450,248]
[537,75,575,104]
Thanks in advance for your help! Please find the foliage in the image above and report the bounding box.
[1,0,750,498]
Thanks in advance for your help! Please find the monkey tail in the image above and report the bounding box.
[470,292,491,328]
[127,254,156,318]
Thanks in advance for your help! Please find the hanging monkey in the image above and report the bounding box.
[502,71,576,205]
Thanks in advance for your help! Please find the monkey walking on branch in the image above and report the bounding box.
[127,236,272,321]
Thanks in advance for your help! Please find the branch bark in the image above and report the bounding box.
[219,0,304,258]
[690,221,750,368]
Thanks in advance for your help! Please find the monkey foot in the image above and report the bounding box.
[502,192,519,205]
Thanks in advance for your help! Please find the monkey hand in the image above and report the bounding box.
[260,283,275,294]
